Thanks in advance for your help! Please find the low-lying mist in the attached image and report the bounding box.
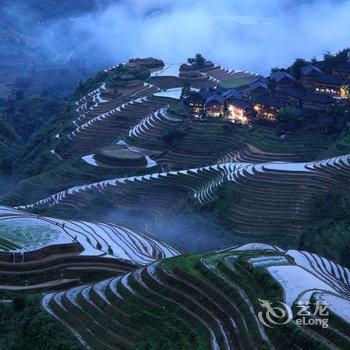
[90,204,245,253]
[22,0,350,74]
[1,0,349,98]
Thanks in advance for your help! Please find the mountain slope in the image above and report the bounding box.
[43,244,350,349]
[14,154,350,249]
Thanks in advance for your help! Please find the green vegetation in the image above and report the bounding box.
[94,145,147,167]
[287,48,350,78]
[168,102,188,116]
[105,64,150,89]
[322,48,350,73]
[0,292,82,350]
[0,157,149,208]
[45,249,347,349]
[0,237,22,251]
[0,45,349,350]
[0,116,18,143]
[0,158,14,175]
[198,181,301,249]
[336,131,350,153]
[0,94,76,181]
[178,119,334,161]
[161,124,190,147]
[299,190,350,267]
[187,53,205,66]
[276,106,304,131]
[220,76,253,89]
[0,219,62,251]
[160,252,345,349]
[97,146,143,160]
[3,96,65,141]
[288,58,308,79]
[74,71,108,99]
[0,114,21,164]
[12,102,76,178]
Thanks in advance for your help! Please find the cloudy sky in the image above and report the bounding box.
[23,0,350,73]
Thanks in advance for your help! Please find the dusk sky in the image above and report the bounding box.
[37,0,350,73]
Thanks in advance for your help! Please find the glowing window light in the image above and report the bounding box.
[340,85,350,99]
[227,105,249,125]
[254,104,261,112]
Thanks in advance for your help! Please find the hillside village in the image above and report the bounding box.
[181,54,350,130]
[2,1,350,348]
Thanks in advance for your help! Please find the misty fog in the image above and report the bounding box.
[89,204,263,253]
[28,0,350,74]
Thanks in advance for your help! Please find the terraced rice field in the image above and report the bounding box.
[17,162,230,210]
[196,65,259,89]
[220,71,258,89]
[42,244,350,349]
[128,107,187,142]
[17,154,350,240]
[57,60,259,162]
[0,207,179,264]
[66,93,175,159]
[0,217,63,251]
[152,120,334,171]
[1,59,350,348]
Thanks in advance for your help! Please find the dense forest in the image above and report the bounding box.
[0,292,82,349]
[0,1,116,99]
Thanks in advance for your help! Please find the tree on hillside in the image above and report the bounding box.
[180,82,191,100]
[323,48,350,72]
[339,244,350,267]
[288,58,308,79]
[276,106,303,130]
[187,57,195,65]
[299,191,350,268]
[187,54,205,66]
[271,67,288,73]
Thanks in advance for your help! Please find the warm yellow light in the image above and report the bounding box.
[340,85,350,99]
[227,105,249,125]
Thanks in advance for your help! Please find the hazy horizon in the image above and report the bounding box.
[35,0,350,74]
[1,0,349,89]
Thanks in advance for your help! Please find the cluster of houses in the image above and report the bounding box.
[183,63,350,126]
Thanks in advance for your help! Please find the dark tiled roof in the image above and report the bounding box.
[334,62,350,73]
[212,86,225,94]
[276,87,304,99]
[205,94,225,105]
[222,89,243,100]
[254,96,286,109]
[250,76,269,85]
[270,71,295,82]
[303,92,334,104]
[226,98,251,109]
[198,88,212,100]
[250,81,269,91]
[315,73,348,86]
[300,65,322,76]
[186,91,205,103]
